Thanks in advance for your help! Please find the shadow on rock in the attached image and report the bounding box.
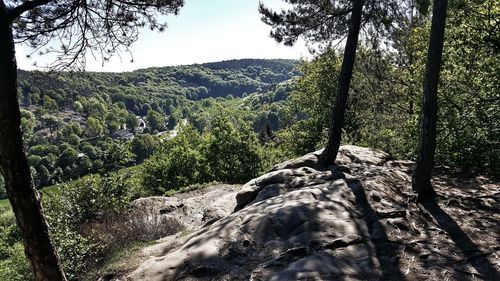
[346,178,406,281]
[421,200,499,280]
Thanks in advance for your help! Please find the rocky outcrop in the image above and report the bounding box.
[127,145,500,281]
[270,145,390,172]
[234,167,345,211]
[129,185,239,234]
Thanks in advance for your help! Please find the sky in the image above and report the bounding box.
[15,0,310,72]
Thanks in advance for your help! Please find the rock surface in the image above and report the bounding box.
[129,185,239,232]
[125,145,499,281]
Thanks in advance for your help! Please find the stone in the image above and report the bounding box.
[325,235,365,249]
[337,145,390,166]
[271,150,321,171]
[376,208,407,219]
[126,146,439,281]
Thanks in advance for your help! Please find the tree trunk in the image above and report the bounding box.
[319,0,364,166]
[412,0,448,200]
[0,5,67,281]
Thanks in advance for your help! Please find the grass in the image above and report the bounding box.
[0,183,61,211]
[87,240,155,280]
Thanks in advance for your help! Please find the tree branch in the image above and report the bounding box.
[7,0,53,23]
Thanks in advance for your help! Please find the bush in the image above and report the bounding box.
[0,204,32,281]
[130,134,159,163]
[142,118,265,195]
[43,174,132,278]
[142,125,204,194]
[0,242,32,281]
[80,204,184,245]
[46,175,130,225]
[202,116,261,183]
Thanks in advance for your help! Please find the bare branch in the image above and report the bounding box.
[11,0,184,70]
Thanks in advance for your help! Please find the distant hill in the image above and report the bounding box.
[201,58,297,70]
[17,59,299,115]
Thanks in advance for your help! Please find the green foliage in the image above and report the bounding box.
[73,101,83,112]
[280,0,498,175]
[87,116,104,137]
[57,147,79,169]
[142,125,204,194]
[43,174,133,278]
[130,134,160,163]
[46,176,130,225]
[68,134,81,147]
[125,113,139,131]
[20,109,36,143]
[0,242,32,281]
[142,116,265,195]
[0,204,32,281]
[279,50,340,155]
[17,59,297,116]
[416,0,431,15]
[43,95,59,113]
[101,140,134,170]
[14,59,297,190]
[202,115,261,183]
[434,0,499,173]
[146,109,166,132]
[40,114,61,137]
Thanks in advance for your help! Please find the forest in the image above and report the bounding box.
[0,0,498,280]
[0,59,297,196]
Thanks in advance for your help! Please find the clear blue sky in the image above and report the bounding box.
[16,0,309,72]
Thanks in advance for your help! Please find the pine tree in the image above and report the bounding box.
[260,0,409,166]
[412,0,449,200]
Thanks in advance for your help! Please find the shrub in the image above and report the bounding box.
[0,242,32,281]
[202,116,261,183]
[142,125,204,194]
[142,118,265,195]
[0,204,31,281]
[43,174,132,278]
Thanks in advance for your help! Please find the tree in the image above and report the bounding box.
[131,134,159,162]
[0,1,184,280]
[319,0,364,165]
[283,50,341,155]
[56,147,79,169]
[125,112,139,132]
[142,125,204,194]
[86,116,104,137]
[72,100,83,112]
[433,0,499,173]
[40,114,61,140]
[203,115,261,183]
[412,0,449,200]
[43,95,59,113]
[37,164,52,187]
[147,109,166,132]
[20,108,36,143]
[260,0,404,166]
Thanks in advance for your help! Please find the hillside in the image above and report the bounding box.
[17,58,298,109]
[0,59,298,198]
[110,146,499,280]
